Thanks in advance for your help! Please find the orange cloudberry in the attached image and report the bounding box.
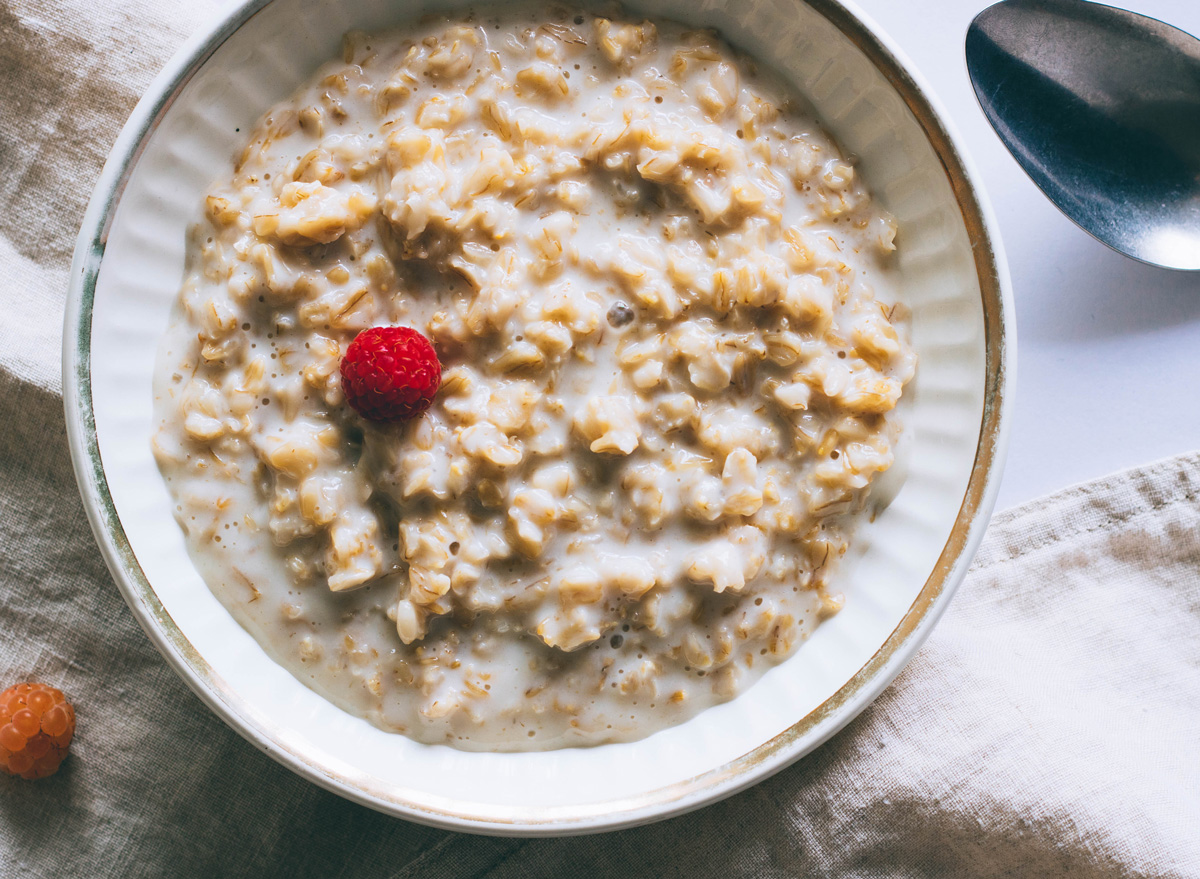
[0,683,75,779]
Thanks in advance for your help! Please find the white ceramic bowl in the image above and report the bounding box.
[64,0,1013,835]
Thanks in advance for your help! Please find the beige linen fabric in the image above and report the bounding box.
[1,1,1198,876]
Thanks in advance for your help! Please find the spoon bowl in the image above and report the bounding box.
[966,0,1200,270]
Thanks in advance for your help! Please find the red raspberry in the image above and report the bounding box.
[340,326,442,423]
[0,683,76,780]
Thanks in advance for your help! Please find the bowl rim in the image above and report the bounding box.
[62,0,1014,836]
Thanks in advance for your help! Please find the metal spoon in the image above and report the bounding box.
[965,0,1200,270]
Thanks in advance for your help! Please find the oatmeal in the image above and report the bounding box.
[152,6,916,749]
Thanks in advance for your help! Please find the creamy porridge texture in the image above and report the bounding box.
[152,6,916,749]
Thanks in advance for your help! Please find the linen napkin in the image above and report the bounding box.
[2,2,1198,876]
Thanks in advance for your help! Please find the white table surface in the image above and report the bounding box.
[852,0,1200,510]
